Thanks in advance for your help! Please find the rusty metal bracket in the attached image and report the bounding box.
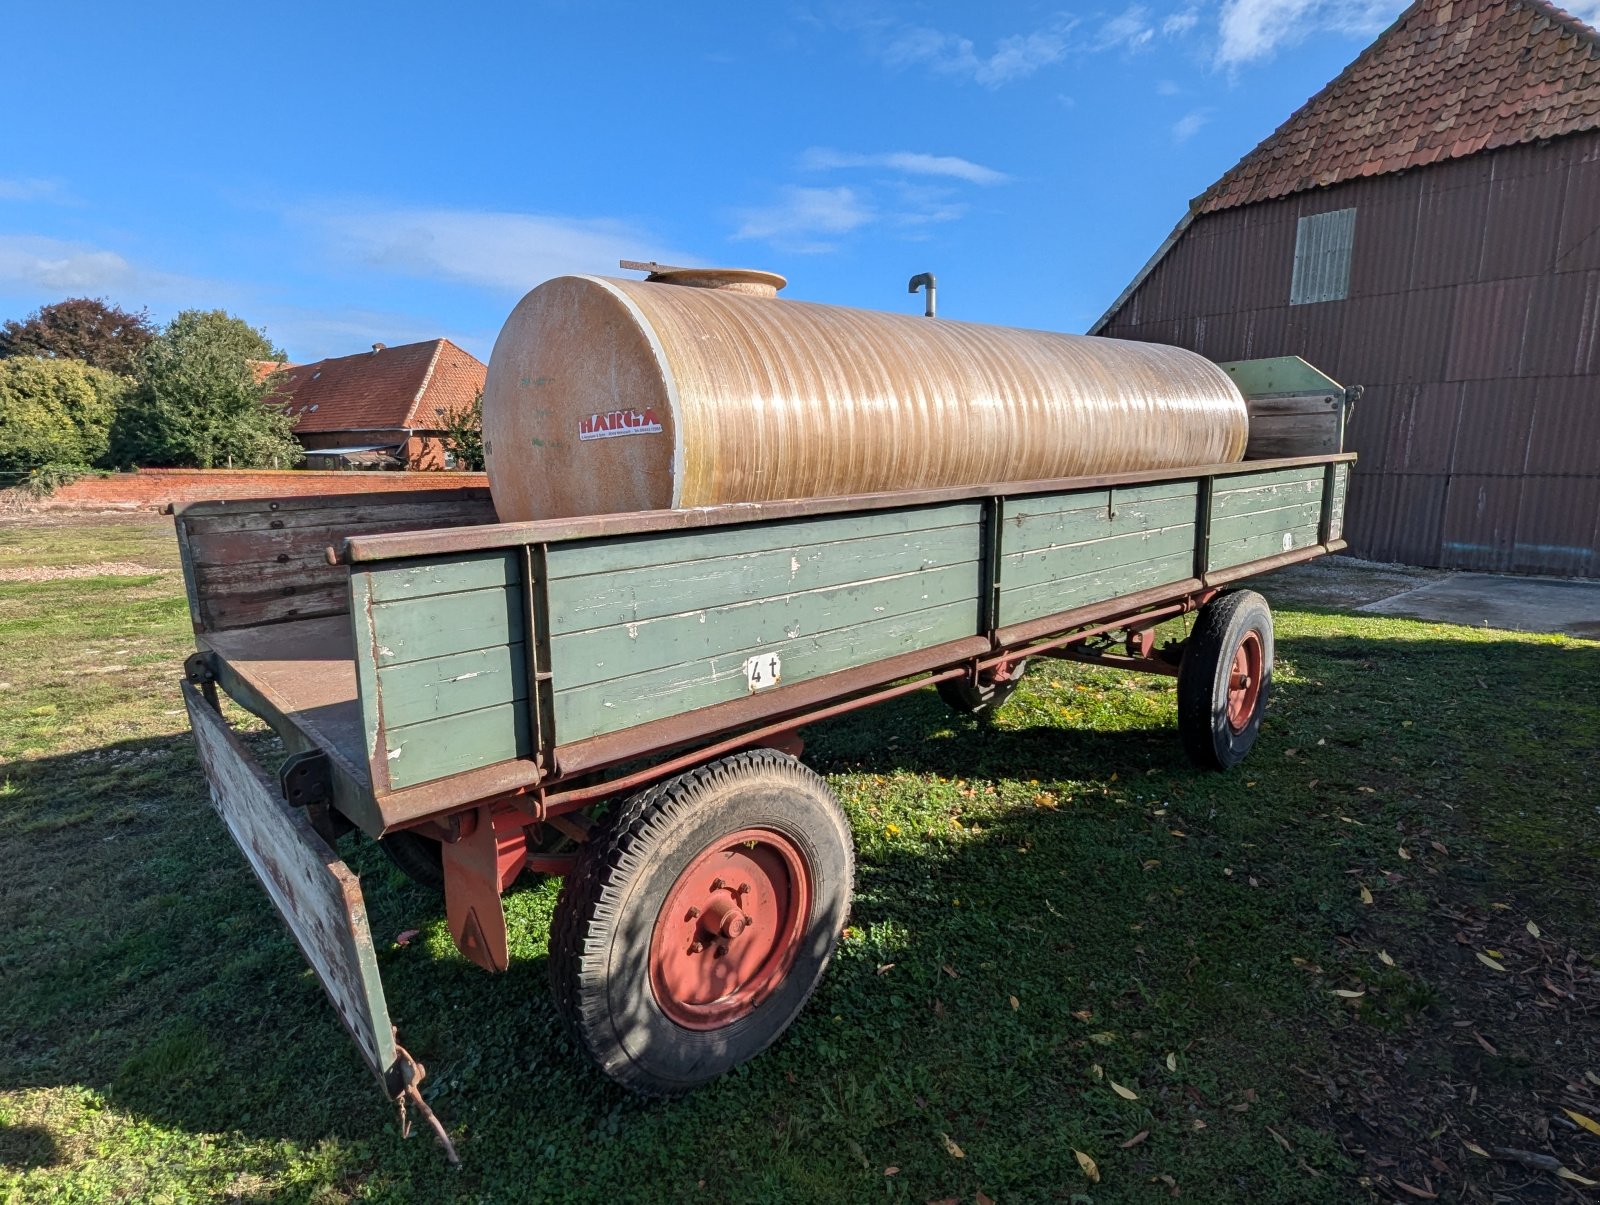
[184,651,219,710]
[280,750,332,809]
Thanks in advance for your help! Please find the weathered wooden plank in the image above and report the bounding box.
[550,560,979,691]
[183,497,497,537]
[375,643,528,729]
[176,487,492,519]
[195,557,347,595]
[1245,395,1343,417]
[1213,465,1325,495]
[553,597,978,742]
[548,523,978,636]
[1000,549,1195,627]
[1210,474,1325,518]
[1207,523,1324,571]
[1007,478,1198,523]
[350,571,384,775]
[384,699,530,790]
[365,550,519,603]
[1329,464,1350,541]
[203,581,350,631]
[370,586,523,667]
[1245,414,1343,460]
[182,682,398,1092]
[547,501,982,580]
[1002,524,1195,593]
[1210,500,1324,546]
[1003,490,1197,556]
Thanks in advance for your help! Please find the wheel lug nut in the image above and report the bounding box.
[689,940,704,954]
[711,878,725,891]
[685,906,701,921]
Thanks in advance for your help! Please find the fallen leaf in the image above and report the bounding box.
[1091,1064,1104,1079]
[1392,1179,1438,1199]
[1462,1141,1489,1158]
[1009,995,1020,1011]
[395,929,420,947]
[976,1193,994,1205]
[940,1132,965,1159]
[1089,1031,1116,1045]
[1490,901,1511,910]
[1475,951,1507,972]
[1563,1108,1600,1139]
[1378,950,1395,967]
[1074,1150,1100,1183]
[1110,1080,1138,1100]
[1360,885,1374,905]
[883,1166,899,1176]
[1431,840,1448,855]
[1557,1167,1600,1187]
[1169,829,1187,838]
[1332,988,1366,998]
[876,963,895,975]
[1588,1071,1600,1088]
[1266,1126,1292,1152]
[942,963,959,978]
[1166,1052,1178,1072]
[1192,1117,1207,1131]
[1526,920,1542,938]
[1120,1129,1150,1149]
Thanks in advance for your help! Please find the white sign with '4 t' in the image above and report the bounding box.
[742,652,782,692]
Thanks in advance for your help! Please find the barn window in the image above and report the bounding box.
[1290,207,1356,304]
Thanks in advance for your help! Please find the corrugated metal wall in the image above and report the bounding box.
[1098,128,1600,578]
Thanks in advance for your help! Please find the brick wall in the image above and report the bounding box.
[11,468,490,512]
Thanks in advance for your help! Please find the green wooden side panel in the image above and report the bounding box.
[356,550,532,790]
[1329,464,1350,541]
[384,700,531,790]
[553,598,976,741]
[1003,489,1197,557]
[548,522,977,636]
[1214,465,1325,495]
[1001,549,1196,628]
[1218,356,1342,398]
[375,643,528,731]
[1208,524,1324,571]
[546,502,982,578]
[1210,500,1324,546]
[552,560,979,691]
[364,550,518,602]
[1003,524,1195,594]
[1210,477,1324,519]
[369,587,523,667]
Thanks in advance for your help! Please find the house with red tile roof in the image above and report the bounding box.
[1093,0,1600,578]
[270,339,485,470]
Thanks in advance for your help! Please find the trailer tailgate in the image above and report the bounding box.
[181,678,403,1097]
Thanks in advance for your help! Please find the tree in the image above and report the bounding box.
[440,390,484,470]
[0,298,155,377]
[0,357,128,476]
[109,309,301,469]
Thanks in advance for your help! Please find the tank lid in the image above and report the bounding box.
[619,260,786,298]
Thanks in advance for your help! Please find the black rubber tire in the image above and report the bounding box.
[377,830,445,891]
[936,659,1028,718]
[548,748,854,1096]
[1177,589,1274,771]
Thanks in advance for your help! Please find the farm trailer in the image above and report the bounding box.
[174,356,1356,1142]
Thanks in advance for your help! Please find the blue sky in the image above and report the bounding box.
[5,1,1594,364]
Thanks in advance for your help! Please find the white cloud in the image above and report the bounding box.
[1164,7,1201,36]
[884,22,1076,87]
[1173,108,1215,142]
[0,178,68,203]
[800,147,1010,185]
[0,234,206,301]
[1097,8,1156,51]
[1564,0,1600,24]
[731,187,875,252]
[296,205,698,293]
[1217,0,1402,66]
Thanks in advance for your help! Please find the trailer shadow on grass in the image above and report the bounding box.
[0,623,1596,1202]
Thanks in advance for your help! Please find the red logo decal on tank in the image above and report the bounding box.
[578,407,663,441]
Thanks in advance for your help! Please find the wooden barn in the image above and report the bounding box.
[1092,0,1600,578]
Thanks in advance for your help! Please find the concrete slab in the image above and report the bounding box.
[1358,573,1600,639]
[1250,555,1600,639]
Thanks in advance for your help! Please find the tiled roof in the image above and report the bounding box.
[1196,0,1600,215]
[272,339,485,434]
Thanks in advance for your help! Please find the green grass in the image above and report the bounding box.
[2,515,1597,1203]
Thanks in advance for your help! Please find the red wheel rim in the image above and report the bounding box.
[648,827,812,1030]
[1226,631,1264,732]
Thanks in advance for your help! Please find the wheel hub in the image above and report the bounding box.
[648,828,811,1029]
[1226,631,1265,731]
